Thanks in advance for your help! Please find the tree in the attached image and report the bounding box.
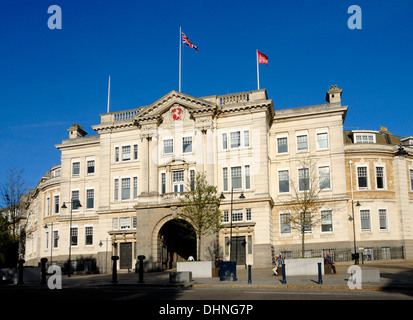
[0,168,27,264]
[178,172,222,260]
[279,159,329,258]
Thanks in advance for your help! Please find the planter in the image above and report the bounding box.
[284,257,324,276]
[177,261,214,278]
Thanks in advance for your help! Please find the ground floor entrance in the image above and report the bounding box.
[120,242,132,269]
[231,236,246,265]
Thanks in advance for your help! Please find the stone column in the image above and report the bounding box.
[149,135,158,195]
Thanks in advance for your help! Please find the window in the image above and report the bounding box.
[245,165,251,189]
[183,137,192,153]
[121,178,130,200]
[122,145,131,161]
[164,139,173,154]
[71,190,80,210]
[112,218,118,230]
[376,166,384,189]
[223,168,228,191]
[231,166,242,189]
[85,227,93,245]
[45,231,49,249]
[355,134,375,144]
[133,177,138,199]
[86,189,94,209]
[277,137,288,154]
[321,210,333,232]
[298,168,310,191]
[244,130,250,147]
[410,169,413,191]
[173,170,184,193]
[360,209,371,231]
[133,144,138,160]
[114,147,119,162]
[317,132,328,149]
[297,135,308,151]
[230,131,241,148]
[72,162,80,176]
[222,133,228,150]
[87,160,95,174]
[357,167,368,189]
[280,213,291,234]
[190,170,195,191]
[379,209,388,230]
[319,166,331,190]
[53,230,59,248]
[301,212,312,233]
[132,217,137,229]
[120,217,131,229]
[278,170,289,193]
[223,210,229,223]
[232,209,243,222]
[70,227,78,246]
[161,173,166,194]
[114,179,119,202]
[45,197,50,216]
[54,195,59,214]
[246,208,252,221]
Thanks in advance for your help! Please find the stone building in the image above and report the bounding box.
[23,86,413,272]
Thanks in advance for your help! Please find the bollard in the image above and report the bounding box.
[111,256,119,284]
[138,255,146,283]
[18,259,25,285]
[40,258,48,284]
[281,263,286,284]
[318,262,323,284]
[248,265,252,284]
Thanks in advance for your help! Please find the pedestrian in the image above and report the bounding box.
[325,253,336,274]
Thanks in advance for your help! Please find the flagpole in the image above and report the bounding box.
[256,49,260,90]
[179,26,182,92]
[107,75,111,113]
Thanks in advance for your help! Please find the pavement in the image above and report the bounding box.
[3,259,413,293]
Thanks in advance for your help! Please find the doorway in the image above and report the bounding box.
[120,242,132,269]
[231,236,246,265]
[159,219,196,270]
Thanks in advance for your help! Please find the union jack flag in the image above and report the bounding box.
[182,32,198,52]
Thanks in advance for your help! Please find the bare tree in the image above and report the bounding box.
[0,168,27,263]
[178,172,222,260]
[279,159,330,258]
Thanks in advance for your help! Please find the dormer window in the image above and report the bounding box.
[354,133,375,144]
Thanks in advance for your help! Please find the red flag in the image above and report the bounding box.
[257,51,268,65]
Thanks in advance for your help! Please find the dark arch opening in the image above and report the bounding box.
[159,219,196,270]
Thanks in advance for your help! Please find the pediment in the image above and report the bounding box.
[134,91,217,121]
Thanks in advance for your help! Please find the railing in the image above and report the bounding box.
[113,109,140,121]
[218,92,250,105]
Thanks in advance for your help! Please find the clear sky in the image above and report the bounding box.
[0,0,412,191]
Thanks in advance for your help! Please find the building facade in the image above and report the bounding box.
[23,86,413,272]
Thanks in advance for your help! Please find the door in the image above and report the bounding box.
[231,236,246,265]
[120,242,132,269]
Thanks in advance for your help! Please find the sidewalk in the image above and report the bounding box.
[61,260,413,292]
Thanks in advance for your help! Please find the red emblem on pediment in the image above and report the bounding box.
[171,108,182,120]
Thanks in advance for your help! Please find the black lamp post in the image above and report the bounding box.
[220,189,245,262]
[61,199,81,277]
[349,200,361,265]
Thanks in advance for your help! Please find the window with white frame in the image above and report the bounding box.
[72,162,80,176]
[375,166,385,189]
[360,209,371,231]
[223,167,228,191]
[357,166,368,189]
[319,166,331,190]
[173,170,184,193]
[245,165,251,189]
[45,196,50,217]
[85,226,93,245]
[183,137,192,153]
[379,209,388,231]
[244,130,250,147]
[223,210,229,223]
[297,134,308,151]
[232,209,243,222]
[121,178,130,200]
[301,212,312,233]
[222,133,228,150]
[71,190,80,210]
[53,230,59,248]
[54,195,59,214]
[70,227,78,246]
[112,218,118,230]
[86,189,94,209]
[355,133,375,144]
[161,173,166,194]
[317,132,328,150]
[230,131,241,148]
[277,137,288,154]
[87,160,95,174]
[114,179,119,201]
[133,177,138,199]
[246,208,252,221]
[298,168,310,191]
[321,210,333,232]
[278,170,289,193]
[231,166,242,189]
[164,139,173,154]
[120,217,131,229]
[122,145,131,161]
[133,144,138,160]
[114,147,119,162]
[409,169,413,191]
[280,212,291,234]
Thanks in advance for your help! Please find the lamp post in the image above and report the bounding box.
[220,189,245,262]
[61,199,81,277]
[348,160,361,265]
[44,222,54,265]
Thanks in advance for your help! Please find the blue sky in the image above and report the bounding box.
[0,0,412,191]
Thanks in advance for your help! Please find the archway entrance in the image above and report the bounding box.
[159,219,196,270]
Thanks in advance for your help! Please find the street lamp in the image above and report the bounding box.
[61,199,81,277]
[44,222,54,265]
[348,160,361,265]
[220,189,245,262]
